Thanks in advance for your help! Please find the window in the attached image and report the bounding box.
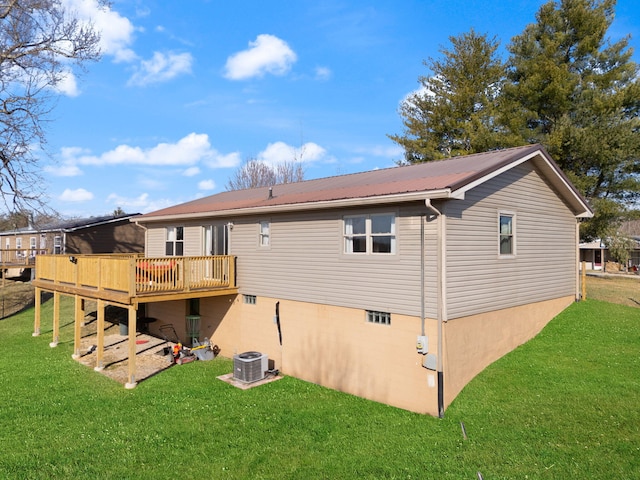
[259,221,270,247]
[166,226,184,256]
[40,234,46,250]
[367,310,391,325]
[5,238,10,249]
[499,213,515,256]
[16,238,22,249]
[30,237,36,249]
[344,214,396,254]
[243,294,257,305]
[54,236,62,254]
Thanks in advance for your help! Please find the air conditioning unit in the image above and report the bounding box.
[233,351,268,383]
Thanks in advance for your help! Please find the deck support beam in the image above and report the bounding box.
[49,292,60,347]
[33,287,41,337]
[72,295,84,359]
[94,299,105,371]
[125,305,138,389]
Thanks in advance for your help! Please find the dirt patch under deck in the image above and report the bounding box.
[74,317,176,385]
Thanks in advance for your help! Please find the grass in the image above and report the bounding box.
[1,295,639,479]
[586,273,640,307]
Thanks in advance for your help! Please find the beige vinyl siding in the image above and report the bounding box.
[183,225,203,256]
[145,224,205,257]
[146,228,165,256]
[232,206,437,318]
[444,162,577,319]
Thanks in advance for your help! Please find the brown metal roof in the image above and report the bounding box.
[139,144,591,220]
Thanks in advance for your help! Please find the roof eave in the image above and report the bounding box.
[136,188,455,223]
[450,147,593,219]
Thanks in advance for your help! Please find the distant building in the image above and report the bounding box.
[0,213,144,276]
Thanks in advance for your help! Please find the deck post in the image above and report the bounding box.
[72,295,83,359]
[125,305,138,389]
[183,257,190,291]
[129,257,137,297]
[94,299,105,371]
[33,287,41,337]
[229,255,236,287]
[50,291,60,347]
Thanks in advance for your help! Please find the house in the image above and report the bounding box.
[32,144,592,416]
[579,220,640,271]
[0,213,145,277]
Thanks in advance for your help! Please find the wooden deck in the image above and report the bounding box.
[0,248,46,268]
[32,254,237,305]
[31,254,237,389]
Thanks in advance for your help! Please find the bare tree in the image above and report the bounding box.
[0,0,101,213]
[275,159,304,184]
[226,157,306,191]
[226,159,277,190]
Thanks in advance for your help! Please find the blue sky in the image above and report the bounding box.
[43,0,640,217]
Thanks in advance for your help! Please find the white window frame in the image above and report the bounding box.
[54,236,62,254]
[16,238,22,249]
[366,310,391,326]
[166,226,184,256]
[5,238,10,249]
[344,213,396,255]
[259,220,270,247]
[498,211,516,258]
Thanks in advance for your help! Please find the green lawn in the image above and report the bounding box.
[1,297,639,479]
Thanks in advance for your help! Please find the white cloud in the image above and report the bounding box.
[315,66,332,81]
[183,166,201,177]
[63,0,137,63]
[204,151,242,169]
[106,192,175,214]
[258,141,327,166]
[53,68,80,97]
[128,51,193,86]
[44,163,83,177]
[106,192,149,207]
[69,133,227,167]
[59,188,94,202]
[198,179,215,190]
[224,34,297,80]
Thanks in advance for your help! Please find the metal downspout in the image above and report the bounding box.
[437,211,447,418]
[425,199,446,418]
[420,215,425,337]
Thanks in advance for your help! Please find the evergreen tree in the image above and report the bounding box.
[503,0,640,239]
[391,0,640,240]
[389,30,513,163]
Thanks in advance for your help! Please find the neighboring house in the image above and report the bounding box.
[579,220,640,271]
[32,144,592,416]
[0,214,145,276]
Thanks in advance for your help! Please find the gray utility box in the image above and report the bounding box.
[233,351,268,383]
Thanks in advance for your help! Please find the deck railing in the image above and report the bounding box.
[0,248,50,266]
[35,254,236,297]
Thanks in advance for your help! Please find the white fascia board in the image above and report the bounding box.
[451,149,593,218]
[136,188,455,224]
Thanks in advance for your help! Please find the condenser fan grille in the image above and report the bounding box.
[233,351,268,383]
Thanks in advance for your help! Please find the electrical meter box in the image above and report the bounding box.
[416,335,428,354]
